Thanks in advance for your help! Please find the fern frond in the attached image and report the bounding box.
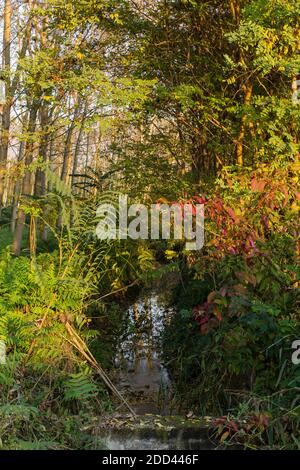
[63,372,99,402]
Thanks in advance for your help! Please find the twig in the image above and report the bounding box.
[63,321,136,417]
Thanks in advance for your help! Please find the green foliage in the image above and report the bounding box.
[1,0,300,451]
[63,372,99,402]
[0,234,110,445]
[163,164,300,448]
[0,402,105,450]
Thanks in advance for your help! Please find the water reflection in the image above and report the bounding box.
[115,294,173,414]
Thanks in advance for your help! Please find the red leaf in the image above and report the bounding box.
[251,177,266,193]
[226,207,238,222]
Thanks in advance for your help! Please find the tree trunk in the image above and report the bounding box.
[71,100,88,191]
[57,101,81,230]
[34,103,49,197]
[0,0,11,209]
[12,105,38,256]
[10,115,28,233]
[61,102,81,184]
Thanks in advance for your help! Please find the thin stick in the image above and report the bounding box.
[64,321,136,417]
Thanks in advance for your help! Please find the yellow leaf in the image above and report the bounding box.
[165,250,178,260]
[220,431,230,442]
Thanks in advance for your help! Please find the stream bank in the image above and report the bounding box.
[98,414,214,450]
[99,292,214,450]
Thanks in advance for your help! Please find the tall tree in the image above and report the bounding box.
[0,0,11,208]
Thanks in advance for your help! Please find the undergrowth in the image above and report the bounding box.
[163,164,300,449]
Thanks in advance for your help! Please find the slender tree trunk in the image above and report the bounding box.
[4,12,32,210]
[61,102,81,184]
[35,102,50,241]
[10,114,28,233]
[34,17,49,198]
[34,103,49,197]
[57,100,81,230]
[40,128,56,241]
[12,105,38,256]
[0,0,11,209]
[71,100,88,191]
[84,132,91,199]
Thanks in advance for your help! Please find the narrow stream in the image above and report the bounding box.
[115,294,173,415]
[100,293,213,450]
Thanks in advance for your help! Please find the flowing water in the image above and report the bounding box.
[99,292,213,450]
